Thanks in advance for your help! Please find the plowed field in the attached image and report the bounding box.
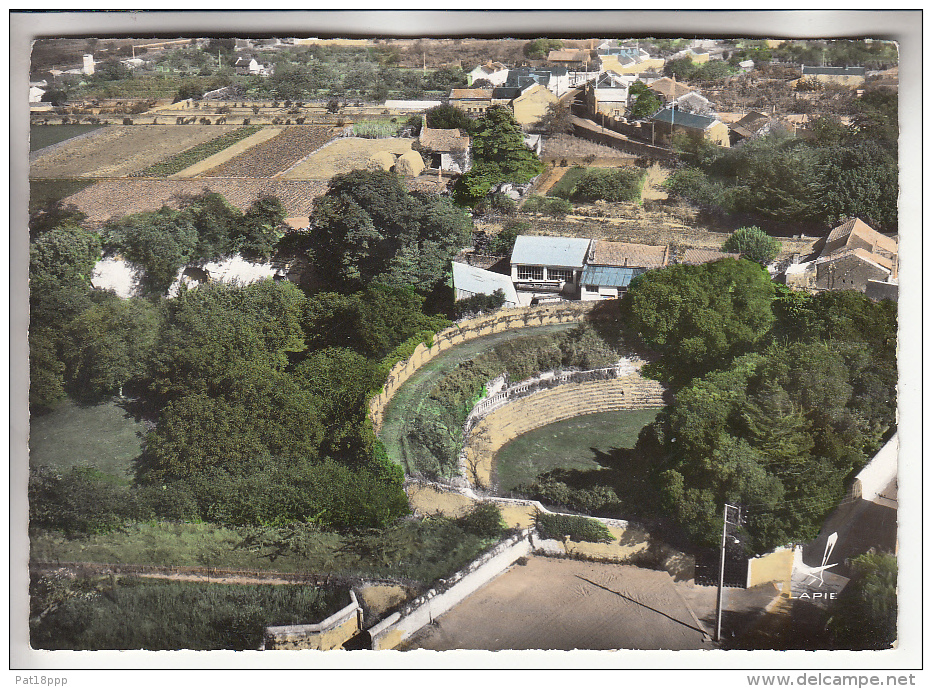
[63,179,330,223]
[281,137,414,180]
[29,125,239,179]
[200,126,338,178]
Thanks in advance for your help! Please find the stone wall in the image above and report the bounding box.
[368,530,533,650]
[368,301,608,433]
[263,591,362,650]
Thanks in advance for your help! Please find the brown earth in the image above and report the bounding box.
[202,126,339,178]
[281,137,415,180]
[29,125,239,178]
[169,126,285,179]
[401,556,712,651]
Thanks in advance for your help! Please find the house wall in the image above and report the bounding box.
[815,255,889,292]
[705,121,731,147]
[813,73,866,88]
[512,85,558,128]
[746,547,795,588]
[846,435,898,503]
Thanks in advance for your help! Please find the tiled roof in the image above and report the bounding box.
[589,240,668,269]
[648,77,694,100]
[511,235,591,268]
[677,248,741,265]
[419,126,470,152]
[450,88,493,99]
[822,218,898,258]
[651,107,720,131]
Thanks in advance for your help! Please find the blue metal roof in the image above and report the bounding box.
[651,107,719,130]
[452,262,519,305]
[581,265,646,288]
[511,235,591,269]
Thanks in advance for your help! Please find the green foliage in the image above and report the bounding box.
[721,226,782,265]
[628,80,662,120]
[570,167,646,203]
[489,219,527,256]
[452,289,507,320]
[522,477,621,515]
[453,106,544,206]
[425,104,473,132]
[623,259,776,383]
[101,207,198,294]
[536,100,574,135]
[309,170,473,291]
[235,196,286,260]
[133,126,262,177]
[827,551,897,650]
[30,575,345,651]
[535,511,614,543]
[456,502,507,539]
[524,38,564,60]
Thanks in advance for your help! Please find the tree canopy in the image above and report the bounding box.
[309,169,472,291]
[827,551,897,649]
[722,226,782,265]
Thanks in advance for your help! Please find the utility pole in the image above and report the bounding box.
[715,503,742,642]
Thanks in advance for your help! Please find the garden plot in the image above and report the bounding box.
[281,137,415,180]
[200,126,338,178]
[29,125,238,179]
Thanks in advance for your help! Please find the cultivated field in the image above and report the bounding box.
[30,124,104,152]
[281,136,415,180]
[29,125,239,179]
[62,178,329,223]
[200,126,338,178]
[402,557,711,650]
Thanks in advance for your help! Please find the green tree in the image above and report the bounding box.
[235,196,286,259]
[570,168,645,203]
[722,226,781,265]
[628,80,662,120]
[453,106,544,207]
[827,551,897,650]
[425,104,473,132]
[623,258,776,383]
[309,170,472,291]
[664,57,699,81]
[102,208,198,294]
[61,296,160,399]
[524,39,563,60]
[536,100,574,135]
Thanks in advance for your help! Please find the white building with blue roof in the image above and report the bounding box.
[509,235,592,301]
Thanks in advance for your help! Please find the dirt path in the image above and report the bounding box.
[169,126,284,179]
[401,557,712,651]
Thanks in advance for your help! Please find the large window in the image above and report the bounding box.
[547,268,574,283]
[517,266,544,281]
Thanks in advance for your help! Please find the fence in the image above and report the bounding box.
[368,301,614,433]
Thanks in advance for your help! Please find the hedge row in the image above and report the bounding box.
[535,511,615,544]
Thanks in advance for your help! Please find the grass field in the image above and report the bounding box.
[29,397,149,482]
[30,124,104,152]
[494,408,661,492]
[546,166,589,199]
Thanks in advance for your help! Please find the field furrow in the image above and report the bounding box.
[199,126,338,178]
[29,125,239,179]
[281,136,415,180]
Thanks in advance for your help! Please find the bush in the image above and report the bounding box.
[535,511,614,543]
[457,502,507,539]
[571,168,646,203]
[722,226,782,265]
[452,289,507,320]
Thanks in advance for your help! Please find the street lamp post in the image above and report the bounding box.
[715,503,742,642]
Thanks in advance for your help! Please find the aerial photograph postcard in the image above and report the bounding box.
[10,8,922,682]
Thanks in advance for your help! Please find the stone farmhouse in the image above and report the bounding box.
[649,107,731,147]
[780,218,898,300]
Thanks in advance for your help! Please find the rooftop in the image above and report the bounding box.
[511,235,591,269]
[801,65,867,77]
[651,107,720,130]
[648,77,694,100]
[589,240,668,269]
[580,265,646,288]
[452,262,519,306]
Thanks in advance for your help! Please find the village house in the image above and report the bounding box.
[673,91,716,116]
[448,88,494,116]
[467,61,509,87]
[583,71,638,117]
[504,66,571,98]
[546,48,601,86]
[235,56,272,77]
[510,235,591,302]
[728,111,772,146]
[650,107,731,147]
[597,43,665,76]
[647,76,694,104]
[670,48,711,64]
[780,218,898,298]
[450,79,557,129]
[418,122,471,174]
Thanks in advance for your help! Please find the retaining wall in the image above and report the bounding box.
[746,547,795,589]
[461,374,668,489]
[368,530,533,650]
[846,434,898,503]
[369,301,610,433]
[263,591,362,650]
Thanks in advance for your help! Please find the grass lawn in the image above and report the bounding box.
[546,165,589,199]
[29,397,149,482]
[494,408,661,492]
[30,124,104,152]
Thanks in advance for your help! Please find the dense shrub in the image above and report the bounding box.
[569,168,646,203]
[456,502,507,539]
[535,511,614,543]
[452,289,507,320]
